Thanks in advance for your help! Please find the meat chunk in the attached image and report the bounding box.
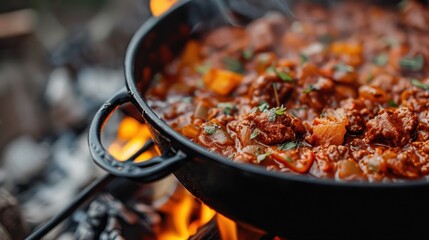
[247,20,275,52]
[383,150,421,179]
[203,27,246,49]
[340,98,382,134]
[345,109,365,134]
[299,77,335,111]
[248,74,293,106]
[246,13,288,52]
[365,107,418,147]
[310,145,353,179]
[250,111,295,145]
[401,0,429,32]
[228,109,305,146]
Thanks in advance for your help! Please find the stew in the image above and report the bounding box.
[146,0,429,182]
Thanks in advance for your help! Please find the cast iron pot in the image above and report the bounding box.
[89,0,429,239]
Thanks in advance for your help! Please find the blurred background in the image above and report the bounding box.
[0,1,152,239]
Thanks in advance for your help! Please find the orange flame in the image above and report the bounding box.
[150,0,178,16]
[217,214,238,240]
[108,117,217,239]
[108,116,155,162]
[157,186,216,240]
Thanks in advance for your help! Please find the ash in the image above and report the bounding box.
[0,1,159,239]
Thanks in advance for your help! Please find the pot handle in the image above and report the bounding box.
[88,87,187,182]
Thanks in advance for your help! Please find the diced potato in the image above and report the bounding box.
[180,40,201,67]
[330,41,363,66]
[270,148,314,174]
[181,124,200,139]
[336,159,364,181]
[311,119,346,146]
[203,68,243,95]
[330,41,363,56]
[358,85,387,103]
[388,45,409,71]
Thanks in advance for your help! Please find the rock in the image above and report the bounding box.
[21,132,97,225]
[1,136,49,185]
[45,67,87,130]
[77,67,123,102]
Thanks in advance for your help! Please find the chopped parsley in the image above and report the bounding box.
[278,142,297,151]
[411,79,429,91]
[257,53,271,64]
[217,102,237,115]
[256,152,270,163]
[242,49,254,60]
[368,162,379,173]
[258,101,270,112]
[303,84,317,94]
[153,73,163,83]
[196,64,210,74]
[268,110,277,122]
[249,107,258,114]
[387,99,398,108]
[285,156,294,163]
[275,105,286,115]
[335,63,354,73]
[182,97,193,103]
[366,73,373,84]
[290,107,306,117]
[399,55,424,71]
[276,69,292,82]
[267,106,286,122]
[250,129,260,140]
[267,66,293,82]
[380,36,398,48]
[223,57,244,73]
[373,53,388,66]
[203,125,217,135]
[318,33,332,46]
[300,53,309,65]
[266,66,275,74]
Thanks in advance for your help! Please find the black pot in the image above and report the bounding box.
[88,1,429,239]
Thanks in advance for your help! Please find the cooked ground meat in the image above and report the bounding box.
[249,74,294,106]
[233,109,304,145]
[365,107,418,147]
[146,1,429,182]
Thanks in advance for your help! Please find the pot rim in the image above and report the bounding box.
[124,0,429,188]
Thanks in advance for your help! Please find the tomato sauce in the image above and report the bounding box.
[146,1,429,182]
